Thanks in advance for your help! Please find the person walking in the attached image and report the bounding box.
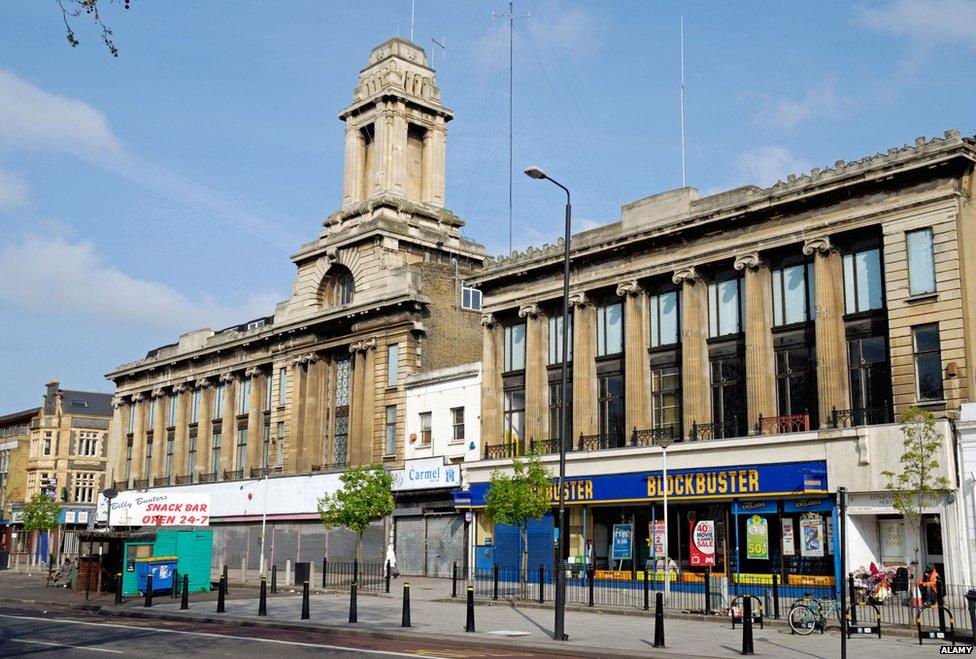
[386,543,399,578]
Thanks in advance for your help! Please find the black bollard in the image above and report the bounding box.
[322,557,327,588]
[492,564,499,601]
[966,589,976,648]
[538,564,545,603]
[301,580,309,620]
[354,558,359,585]
[223,565,229,594]
[452,561,458,598]
[465,585,476,632]
[115,572,123,605]
[259,577,267,616]
[653,591,665,647]
[180,574,189,610]
[771,573,780,620]
[704,567,712,615]
[349,581,358,623]
[216,576,226,613]
[848,573,858,625]
[144,573,154,608]
[588,566,595,607]
[741,595,755,655]
[643,569,649,611]
[271,565,277,594]
[402,582,412,627]
[386,560,392,594]
[936,576,946,633]
[172,569,179,599]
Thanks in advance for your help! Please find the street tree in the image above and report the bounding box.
[22,492,62,532]
[484,451,551,591]
[317,465,394,562]
[882,406,952,572]
[56,0,133,56]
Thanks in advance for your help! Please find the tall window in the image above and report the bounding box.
[187,434,197,478]
[711,356,745,436]
[190,389,200,424]
[649,291,680,347]
[337,271,355,305]
[451,407,465,442]
[210,432,222,474]
[461,284,482,311]
[387,344,399,387]
[43,431,52,455]
[276,421,285,466]
[848,336,892,414]
[385,405,397,455]
[165,436,174,479]
[73,472,95,503]
[146,398,156,430]
[419,411,432,446]
[548,314,573,364]
[127,406,135,434]
[708,277,743,337]
[262,423,271,468]
[236,428,248,472]
[504,323,526,371]
[144,440,153,479]
[907,228,936,296]
[772,262,815,326]
[264,375,273,411]
[238,379,251,415]
[650,366,681,432]
[333,358,351,467]
[77,430,99,457]
[503,390,525,445]
[776,346,817,421]
[548,382,573,441]
[597,302,624,356]
[213,384,225,419]
[597,374,625,443]
[167,394,177,427]
[277,368,287,406]
[843,247,884,313]
[913,324,944,401]
[125,438,133,481]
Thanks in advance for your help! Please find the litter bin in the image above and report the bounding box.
[135,556,178,594]
[294,561,310,586]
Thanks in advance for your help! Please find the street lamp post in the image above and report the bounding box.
[654,436,673,604]
[524,165,570,642]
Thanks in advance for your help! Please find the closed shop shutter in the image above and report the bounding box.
[494,514,553,577]
[425,514,463,577]
[494,523,520,574]
[395,516,426,576]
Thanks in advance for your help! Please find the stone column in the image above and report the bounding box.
[734,252,777,433]
[520,304,549,443]
[480,314,504,448]
[360,338,377,464]
[674,267,710,437]
[571,293,598,440]
[421,128,434,203]
[171,383,189,480]
[129,394,146,481]
[149,388,167,481]
[618,280,651,434]
[196,378,213,479]
[110,396,124,486]
[245,367,264,474]
[343,126,364,205]
[286,356,313,473]
[218,373,236,476]
[804,237,850,425]
[430,121,447,207]
[348,338,377,467]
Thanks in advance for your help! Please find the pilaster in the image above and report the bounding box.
[618,280,651,433]
[735,253,776,431]
[804,237,850,424]
[129,395,145,481]
[674,267,710,436]
[172,383,189,479]
[570,293,598,438]
[520,304,549,442]
[218,373,236,475]
[245,367,264,473]
[481,314,504,446]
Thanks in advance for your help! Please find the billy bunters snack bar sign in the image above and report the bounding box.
[102,492,211,527]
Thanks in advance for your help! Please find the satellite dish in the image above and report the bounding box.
[103,488,119,500]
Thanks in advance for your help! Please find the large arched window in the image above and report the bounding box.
[320,265,355,307]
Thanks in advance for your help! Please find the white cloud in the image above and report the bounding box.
[0,167,30,208]
[761,80,856,130]
[0,230,282,332]
[527,3,601,62]
[856,0,976,50]
[735,146,811,188]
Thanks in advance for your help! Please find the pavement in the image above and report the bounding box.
[1,571,971,658]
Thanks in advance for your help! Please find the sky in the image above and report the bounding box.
[0,0,974,411]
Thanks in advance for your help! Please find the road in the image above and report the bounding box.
[0,605,577,658]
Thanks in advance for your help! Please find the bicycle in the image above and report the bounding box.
[788,594,842,635]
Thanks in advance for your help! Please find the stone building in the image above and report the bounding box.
[0,406,36,555]
[459,131,976,585]
[104,38,486,569]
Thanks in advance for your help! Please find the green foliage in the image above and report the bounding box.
[57,0,133,56]
[22,493,62,532]
[318,465,394,557]
[882,407,951,555]
[484,452,551,530]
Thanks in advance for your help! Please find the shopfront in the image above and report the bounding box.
[456,459,838,585]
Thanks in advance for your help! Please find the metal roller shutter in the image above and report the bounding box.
[425,514,463,577]
[395,516,425,576]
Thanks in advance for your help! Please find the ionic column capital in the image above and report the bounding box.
[150,388,167,399]
[218,372,236,384]
[194,377,211,389]
[349,338,377,354]
[733,252,764,271]
[615,280,643,297]
[171,382,189,394]
[130,392,145,403]
[290,352,319,366]
[480,313,498,328]
[802,236,834,256]
[112,395,125,409]
[568,292,590,308]
[672,266,701,285]
[518,303,543,319]
[244,366,262,379]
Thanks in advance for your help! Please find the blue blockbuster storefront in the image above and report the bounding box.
[456,460,842,588]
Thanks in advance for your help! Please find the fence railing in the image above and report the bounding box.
[132,478,149,489]
[631,425,679,447]
[174,474,194,485]
[756,414,810,435]
[198,472,218,483]
[483,442,522,460]
[321,560,387,593]
[831,404,892,428]
[223,469,243,481]
[529,437,561,455]
[689,418,741,441]
[152,476,171,487]
[578,429,625,451]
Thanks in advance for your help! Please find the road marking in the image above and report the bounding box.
[11,639,124,654]
[0,613,437,657]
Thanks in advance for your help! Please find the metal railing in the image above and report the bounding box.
[321,560,387,592]
[578,429,625,451]
[152,476,171,487]
[631,425,679,447]
[249,466,282,478]
[831,403,892,428]
[311,463,345,473]
[483,442,523,460]
[529,437,562,455]
[223,469,243,481]
[112,480,128,491]
[689,418,741,441]
[174,474,194,485]
[198,472,218,483]
[756,414,810,435]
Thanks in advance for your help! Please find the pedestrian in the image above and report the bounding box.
[386,543,399,578]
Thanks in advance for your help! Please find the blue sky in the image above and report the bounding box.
[1,0,974,411]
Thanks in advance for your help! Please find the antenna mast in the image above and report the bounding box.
[410,0,416,42]
[680,17,687,187]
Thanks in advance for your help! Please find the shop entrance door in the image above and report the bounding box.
[922,517,944,577]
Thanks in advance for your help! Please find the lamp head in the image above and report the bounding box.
[523,166,547,180]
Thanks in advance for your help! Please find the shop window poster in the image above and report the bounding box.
[781,518,795,556]
[799,513,825,557]
[746,515,768,560]
[690,519,716,566]
[648,520,665,558]
[611,523,633,561]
